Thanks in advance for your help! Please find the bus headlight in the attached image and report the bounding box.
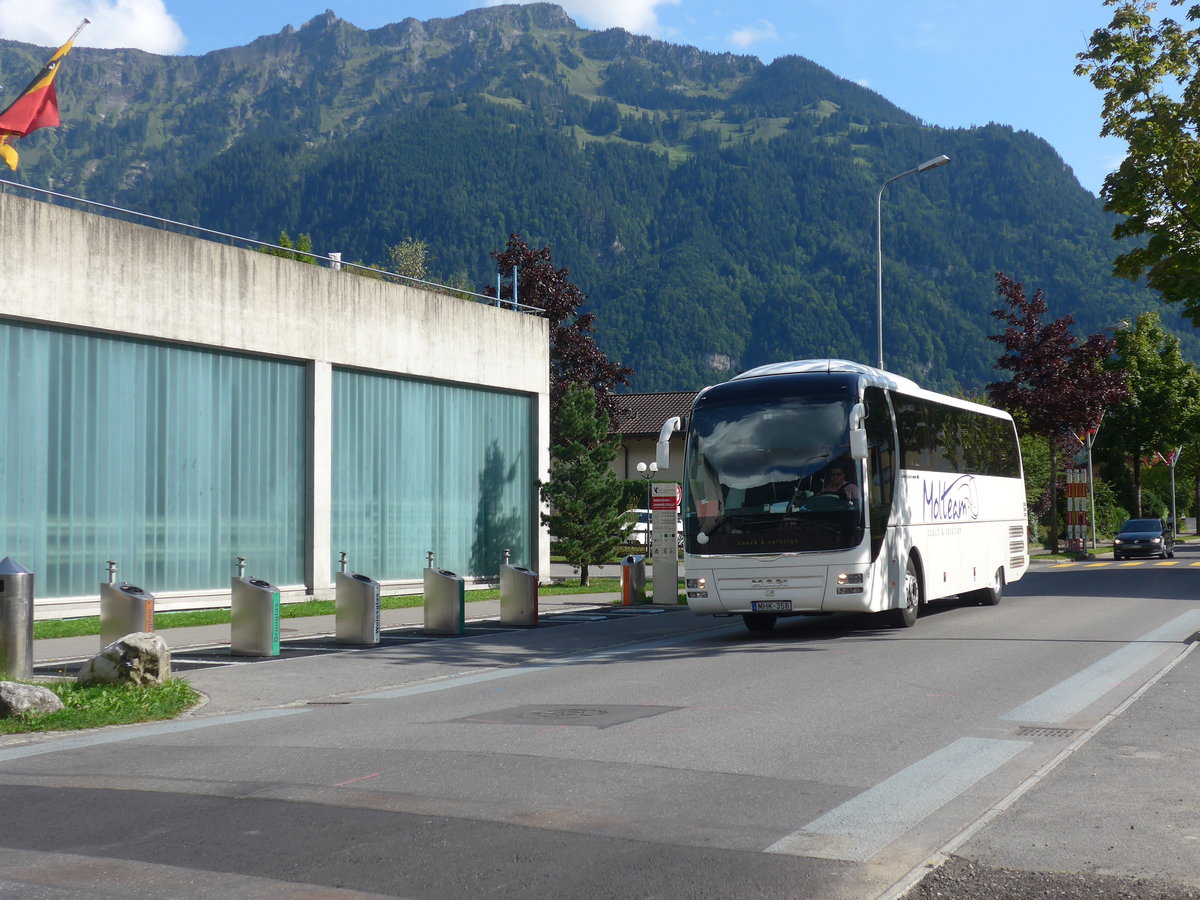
[836,572,863,585]
[686,578,707,590]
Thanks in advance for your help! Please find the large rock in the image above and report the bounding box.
[0,681,65,717]
[77,632,172,687]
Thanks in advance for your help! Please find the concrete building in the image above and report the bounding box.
[0,187,550,619]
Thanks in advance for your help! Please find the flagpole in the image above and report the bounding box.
[67,19,92,45]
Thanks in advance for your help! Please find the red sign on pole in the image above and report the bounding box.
[651,484,681,510]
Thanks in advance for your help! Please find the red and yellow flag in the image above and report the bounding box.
[0,19,89,171]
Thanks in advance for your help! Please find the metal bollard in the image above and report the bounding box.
[424,566,465,635]
[231,575,280,656]
[621,554,647,606]
[0,557,34,679]
[499,563,538,627]
[99,561,156,648]
[336,570,380,645]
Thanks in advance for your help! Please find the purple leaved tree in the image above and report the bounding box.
[987,273,1128,553]
[491,234,631,435]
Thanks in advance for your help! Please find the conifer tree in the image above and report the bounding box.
[541,385,630,585]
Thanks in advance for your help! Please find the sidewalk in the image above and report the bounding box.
[32,592,624,664]
[904,639,1200,898]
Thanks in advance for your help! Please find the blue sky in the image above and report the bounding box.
[1,0,1124,194]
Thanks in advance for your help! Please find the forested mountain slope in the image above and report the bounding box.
[0,3,1188,392]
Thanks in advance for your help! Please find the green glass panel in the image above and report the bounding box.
[332,369,535,580]
[0,320,306,597]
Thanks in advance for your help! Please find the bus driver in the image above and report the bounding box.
[819,461,859,502]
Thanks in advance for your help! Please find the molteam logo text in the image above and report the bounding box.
[923,475,979,521]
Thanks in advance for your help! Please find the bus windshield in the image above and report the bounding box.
[685,395,866,554]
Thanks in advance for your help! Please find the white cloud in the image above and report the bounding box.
[0,0,185,54]
[728,19,778,49]
[488,0,680,36]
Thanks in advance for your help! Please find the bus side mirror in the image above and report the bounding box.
[849,427,868,460]
[656,416,681,470]
[848,402,867,459]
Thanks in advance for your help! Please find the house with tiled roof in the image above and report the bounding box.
[609,391,698,483]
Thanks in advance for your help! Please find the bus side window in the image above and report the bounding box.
[893,395,926,470]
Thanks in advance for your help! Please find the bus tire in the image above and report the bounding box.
[966,568,1004,606]
[889,560,920,628]
[742,613,778,633]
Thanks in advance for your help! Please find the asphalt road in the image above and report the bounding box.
[2,546,1198,899]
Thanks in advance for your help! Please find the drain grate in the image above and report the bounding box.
[526,706,608,719]
[1015,726,1082,738]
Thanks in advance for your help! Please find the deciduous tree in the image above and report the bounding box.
[1076,0,1200,322]
[387,236,430,281]
[1103,310,1200,514]
[263,231,317,264]
[987,273,1129,551]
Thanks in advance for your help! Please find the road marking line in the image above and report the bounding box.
[1049,563,1077,569]
[1154,561,1180,566]
[334,772,381,787]
[357,666,551,699]
[1001,609,1200,724]
[0,708,308,763]
[766,737,1029,861]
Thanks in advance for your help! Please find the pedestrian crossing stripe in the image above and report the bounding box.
[1043,559,1187,568]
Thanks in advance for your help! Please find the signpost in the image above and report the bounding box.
[650,483,681,605]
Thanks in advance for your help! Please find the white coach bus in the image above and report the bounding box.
[663,360,1028,633]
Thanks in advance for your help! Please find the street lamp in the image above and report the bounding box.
[875,154,950,370]
[1083,320,1130,550]
[636,461,658,550]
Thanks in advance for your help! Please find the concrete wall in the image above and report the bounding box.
[613,437,687,483]
[0,191,551,615]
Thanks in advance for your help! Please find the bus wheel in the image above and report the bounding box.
[742,613,778,633]
[889,561,920,628]
[966,568,1004,606]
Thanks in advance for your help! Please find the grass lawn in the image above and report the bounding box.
[0,679,200,735]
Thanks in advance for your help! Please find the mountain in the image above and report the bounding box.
[1,3,1191,393]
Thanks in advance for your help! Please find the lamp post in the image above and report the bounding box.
[1083,420,1101,550]
[636,461,658,550]
[875,154,950,370]
[1084,320,1131,549]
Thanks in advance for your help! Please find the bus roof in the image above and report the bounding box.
[726,359,1010,420]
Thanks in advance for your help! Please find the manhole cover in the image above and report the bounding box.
[450,704,682,729]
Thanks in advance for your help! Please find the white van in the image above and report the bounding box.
[622,509,683,546]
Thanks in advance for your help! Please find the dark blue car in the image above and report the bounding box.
[1113,518,1175,559]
